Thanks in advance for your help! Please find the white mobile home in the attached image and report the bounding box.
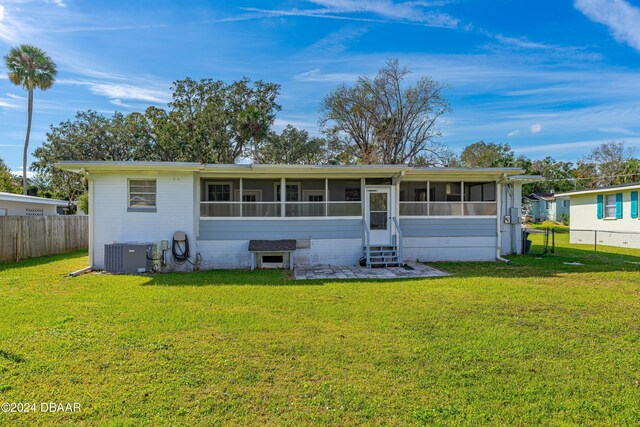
[0,191,70,216]
[556,183,640,249]
[56,161,538,271]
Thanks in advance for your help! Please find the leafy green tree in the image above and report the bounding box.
[77,191,89,215]
[621,157,640,183]
[460,141,514,168]
[0,158,21,193]
[32,110,152,201]
[527,157,576,193]
[260,125,331,165]
[4,45,57,194]
[576,141,637,187]
[320,60,450,165]
[151,77,281,163]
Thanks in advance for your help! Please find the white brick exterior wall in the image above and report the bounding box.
[90,171,196,270]
[198,238,363,269]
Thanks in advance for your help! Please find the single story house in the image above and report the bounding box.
[0,191,70,216]
[555,182,640,249]
[523,192,570,223]
[56,161,540,271]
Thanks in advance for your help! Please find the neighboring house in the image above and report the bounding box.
[56,161,540,271]
[523,192,570,223]
[556,183,640,249]
[0,191,70,216]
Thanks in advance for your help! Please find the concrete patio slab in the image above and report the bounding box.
[294,262,449,280]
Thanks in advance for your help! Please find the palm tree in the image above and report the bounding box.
[4,45,57,194]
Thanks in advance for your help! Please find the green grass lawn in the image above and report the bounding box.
[1,243,639,426]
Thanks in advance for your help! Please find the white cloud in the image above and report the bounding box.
[507,129,520,137]
[294,68,360,82]
[307,0,459,27]
[515,137,640,154]
[242,0,459,28]
[0,4,5,22]
[575,0,640,51]
[599,127,639,136]
[530,124,542,133]
[302,26,369,57]
[86,82,170,104]
[0,97,20,109]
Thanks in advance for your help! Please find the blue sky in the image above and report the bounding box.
[1,0,640,173]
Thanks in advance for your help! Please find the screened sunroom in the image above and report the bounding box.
[399,181,497,216]
[200,178,363,218]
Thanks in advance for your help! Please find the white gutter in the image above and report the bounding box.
[83,169,95,269]
[0,192,69,206]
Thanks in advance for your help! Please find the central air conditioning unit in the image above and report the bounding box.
[104,243,153,274]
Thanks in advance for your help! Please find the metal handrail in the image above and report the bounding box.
[392,216,403,264]
[362,218,371,267]
[399,201,497,216]
[201,201,362,204]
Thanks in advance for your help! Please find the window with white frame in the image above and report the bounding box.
[275,183,300,201]
[605,194,616,218]
[303,190,325,202]
[128,179,157,208]
[0,208,7,216]
[562,200,569,208]
[234,189,262,202]
[207,182,232,201]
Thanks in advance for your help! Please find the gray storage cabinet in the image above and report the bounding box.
[104,243,153,273]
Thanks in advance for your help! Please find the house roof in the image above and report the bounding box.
[555,182,640,197]
[525,192,556,201]
[525,191,571,201]
[0,191,69,206]
[54,161,543,182]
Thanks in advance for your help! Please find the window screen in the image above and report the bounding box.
[129,179,157,207]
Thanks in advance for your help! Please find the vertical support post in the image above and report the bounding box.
[426,181,430,216]
[239,177,243,218]
[594,230,597,258]
[552,228,555,254]
[194,173,201,243]
[461,180,465,216]
[360,177,365,220]
[280,177,286,218]
[325,178,329,217]
[251,252,255,271]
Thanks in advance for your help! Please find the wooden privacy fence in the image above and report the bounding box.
[0,216,88,262]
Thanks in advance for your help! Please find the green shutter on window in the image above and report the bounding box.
[597,195,603,219]
[631,191,638,219]
[616,193,623,219]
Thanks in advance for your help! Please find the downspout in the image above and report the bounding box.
[496,174,510,263]
[83,169,95,269]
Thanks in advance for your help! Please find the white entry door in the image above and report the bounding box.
[366,187,393,245]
